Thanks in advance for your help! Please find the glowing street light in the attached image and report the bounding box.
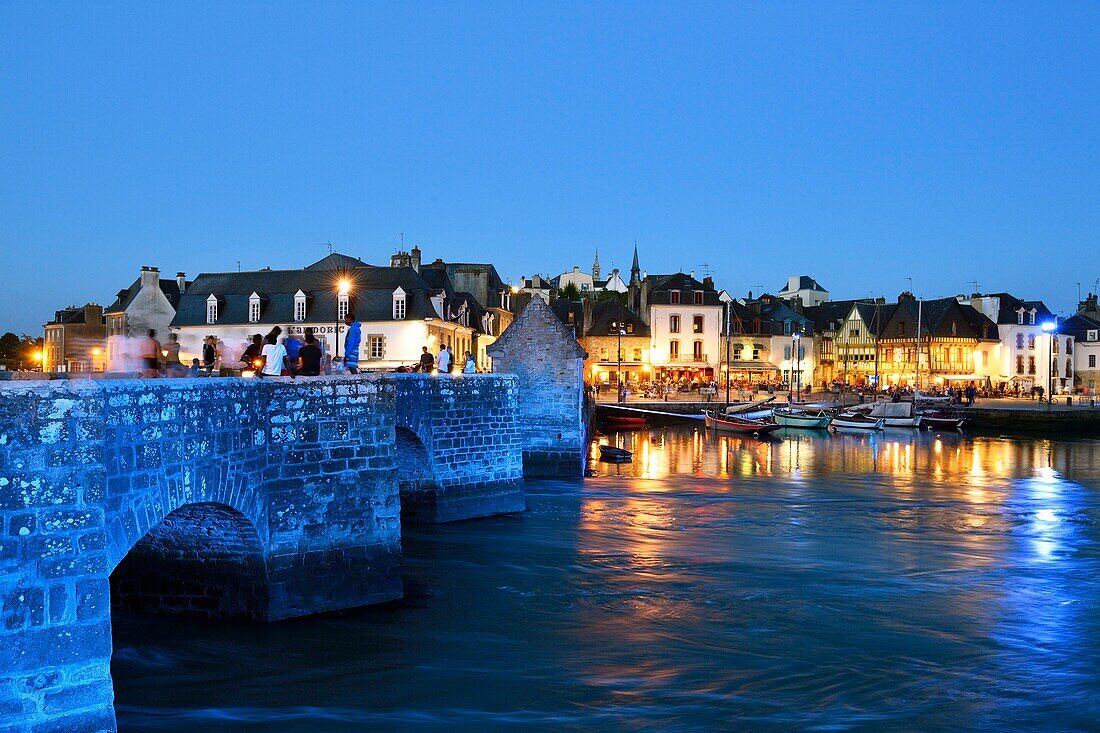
[1041,319,1057,409]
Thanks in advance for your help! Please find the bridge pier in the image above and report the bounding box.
[384,374,524,523]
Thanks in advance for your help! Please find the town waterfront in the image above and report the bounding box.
[111,426,1100,731]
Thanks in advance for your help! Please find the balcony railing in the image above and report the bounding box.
[665,354,709,364]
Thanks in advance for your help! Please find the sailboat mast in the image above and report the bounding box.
[915,298,923,390]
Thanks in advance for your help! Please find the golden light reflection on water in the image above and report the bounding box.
[591,426,1100,490]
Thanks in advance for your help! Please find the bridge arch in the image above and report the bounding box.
[110,502,270,621]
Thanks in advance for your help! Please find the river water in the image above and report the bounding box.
[111,425,1100,731]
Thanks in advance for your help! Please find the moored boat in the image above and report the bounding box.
[602,412,648,428]
[849,401,921,428]
[705,411,783,436]
[598,445,633,462]
[831,412,886,431]
[918,410,966,430]
[773,407,833,430]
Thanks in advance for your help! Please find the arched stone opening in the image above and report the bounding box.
[110,502,270,621]
[394,426,440,521]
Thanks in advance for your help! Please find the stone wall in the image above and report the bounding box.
[383,374,524,522]
[0,376,402,733]
[487,298,588,477]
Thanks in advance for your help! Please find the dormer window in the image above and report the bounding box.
[1017,309,1024,325]
[294,290,308,322]
[670,290,681,305]
[392,287,407,320]
[1029,310,1036,325]
[206,294,219,324]
[694,291,703,305]
[338,292,350,321]
[248,292,262,323]
[1089,330,1098,342]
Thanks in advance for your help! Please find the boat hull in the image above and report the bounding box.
[919,416,965,430]
[705,413,783,435]
[831,416,886,431]
[774,411,833,429]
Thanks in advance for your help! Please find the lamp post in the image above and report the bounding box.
[1042,319,1057,410]
[611,320,625,403]
[335,278,350,360]
[793,331,802,403]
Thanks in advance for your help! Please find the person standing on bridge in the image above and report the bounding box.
[343,312,361,374]
[437,343,451,373]
[418,346,435,372]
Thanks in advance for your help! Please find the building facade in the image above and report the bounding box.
[170,254,475,371]
[42,304,106,373]
[777,275,830,308]
[104,265,189,371]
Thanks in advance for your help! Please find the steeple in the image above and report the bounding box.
[592,247,601,280]
[629,241,641,287]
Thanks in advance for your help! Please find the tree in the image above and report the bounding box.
[558,282,581,302]
[0,332,19,363]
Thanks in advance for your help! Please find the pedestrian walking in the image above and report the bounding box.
[202,335,218,373]
[163,333,185,377]
[139,329,162,377]
[343,312,361,374]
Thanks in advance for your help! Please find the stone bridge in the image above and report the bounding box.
[0,374,523,733]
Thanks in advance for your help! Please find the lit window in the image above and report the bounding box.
[294,290,307,322]
[369,335,385,360]
[693,315,704,334]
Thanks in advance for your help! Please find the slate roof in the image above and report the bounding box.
[803,299,869,332]
[487,296,586,359]
[881,297,998,340]
[47,306,99,325]
[170,265,442,327]
[586,299,650,337]
[779,275,827,293]
[304,253,373,271]
[743,295,814,335]
[1059,313,1100,340]
[105,275,189,315]
[644,273,722,306]
[980,292,1053,325]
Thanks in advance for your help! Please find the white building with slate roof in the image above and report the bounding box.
[169,253,477,372]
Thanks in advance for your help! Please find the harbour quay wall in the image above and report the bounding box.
[0,376,404,733]
[964,405,1100,433]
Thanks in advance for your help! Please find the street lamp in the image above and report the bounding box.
[335,278,351,360]
[793,332,802,403]
[611,320,626,402]
[1041,319,1057,409]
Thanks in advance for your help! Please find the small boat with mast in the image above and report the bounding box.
[706,303,782,436]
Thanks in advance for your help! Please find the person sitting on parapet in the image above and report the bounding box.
[297,331,322,377]
[257,331,292,377]
[418,346,435,373]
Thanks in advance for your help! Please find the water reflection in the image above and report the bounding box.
[112,426,1100,731]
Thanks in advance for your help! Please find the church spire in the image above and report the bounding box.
[629,241,640,286]
[592,247,601,280]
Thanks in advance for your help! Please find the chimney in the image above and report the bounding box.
[747,290,753,300]
[582,299,594,334]
[176,272,187,293]
[390,250,410,268]
[410,246,421,273]
[703,275,714,290]
[140,266,160,290]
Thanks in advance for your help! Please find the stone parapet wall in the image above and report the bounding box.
[383,374,524,522]
[0,376,402,733]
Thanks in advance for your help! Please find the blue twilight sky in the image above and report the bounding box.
[2,2,1099,335]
